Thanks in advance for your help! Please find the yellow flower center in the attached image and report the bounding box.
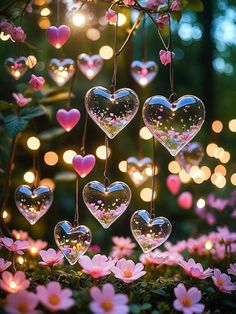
[49,294,60,305]
[123,270,133,278]
[17,303,29,313]
[101,300,113,312]
[182,297,192,307]
[216,279,224,287]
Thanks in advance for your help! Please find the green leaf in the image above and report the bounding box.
[129,304,141,314]
[151,288,169,297]
[141,303,152,310]
[40,91,72,104]
[20,105,46,120]
[4,115,28,137]
[186,0,204,12]
[38,128,65,141]
[171,11,182,22]
[0,100,13,111]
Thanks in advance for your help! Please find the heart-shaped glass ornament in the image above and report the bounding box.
[83,181,131,228]
[14,185,53,225]
[77,53,103,80]
[131,60,158,87]
[142,95,205,156]
[56,108,81,132]
[85,86,139,139]
[176,142,204,173]
[5,57,28,80]
[127,157,152,187]
[130,210,172,253]
[48,58,75,86]
[54,221,92,265]
[46,25,71,49]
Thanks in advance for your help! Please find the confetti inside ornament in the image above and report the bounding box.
[46,25,71,49]
[142,95,205,156]
[5,57,28,80]
[130,210,172,253]
[56,108,81,132]
[14,185,53,225]
[77,53,103,80]
[176,142,204,172]
[83,181,131,228]
[48,58,75,86]
[131,60,158,87]
[54,221,92,265]
[72,154,96,178]
[127,157,152,187]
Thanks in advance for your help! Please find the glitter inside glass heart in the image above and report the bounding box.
[14,185,53,225]
[77,53,103,80]
[176,142,204,172]
[130,210,172,253]
[142,95,205,156]
[48,58,75,86]
[131,60,158,87]
[85,86,139,139]
[54,221,92,265]
[83,181,131,228]
[5,57,28,80]
[127,157,153,187]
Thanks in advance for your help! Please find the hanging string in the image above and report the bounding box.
[167,2,176,102]
[103,135,110,188]
[32,150,39,189]
[57,0,60,26]
[74,176,79,225]
[150,136,157,218]
[80,112,88,156]
[142,14,148,61]
[111,4,119,92]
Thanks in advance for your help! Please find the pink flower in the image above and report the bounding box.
[0,271,30,293]
[212,268,236,293]
[173,283,205,314]
[1,237,29,255]
[39,248,63,267]
[105,9,117,23]
[90,283,129,314]
[110,236,136,258]
[111,258,146,283]
[0,19,14,35]
[159,50,175,66]
[178,258,213,279]
[228,263,236,276]
[29,74,45,91]
[12,229,28,240]
[89,244,101,254]
[0,258,12,272]
[123,0,135,5]
[164,240,187,253]
[12,93,32,107]
[28,238,47,256]
[4,290,41,314]
[36,281,74,312]
[170,0,181,11]
[156,14,169,31]
[79,254,116,279]
[140,251,169,266]
[11,26,26,42]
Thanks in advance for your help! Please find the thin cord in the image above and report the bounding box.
[32,150,39,188]
[103,135,110,187]
[150,137,157,218]
[143,14,148,61]
[167,2,176,101]
[57,0,60,26]
[74,176,79,225]
[80,112,88,156]
[111,4,119,92]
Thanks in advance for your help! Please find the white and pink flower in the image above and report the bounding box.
[5,290,41,314]
[178,258,213,279]
[212,268,236,293]
[0,258,12,272]
[111,258,146,283]
[0,271,30,293]
[1,237,29,255]
[39,248,63,267]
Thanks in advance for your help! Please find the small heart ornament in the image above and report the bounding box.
[54,221,92,265]
[46,25,71,49]
[48,58,75,86]
[72,154,96,178]
[14,185,53,225]
[77,53,103,80]
[85,86,139,139]
[166,175,181,195]
[5,57,28,80]
[131,60,158,87]
[56,108,81,131]
[127,157,152,187]
[142,95,205,156]
[176,142,204,172]
[83,181,131,228]
[177,192,193,209]
[130,210,172,253]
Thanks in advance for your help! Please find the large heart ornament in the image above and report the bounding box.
[85,86,139,139]
[77,53,103,80]
[142,95,205,156]
[131,60,158,87]
[130,210,172,253]
[176,142,204,172]
[14,185,53,225]
[56,108,81,132]
[54,221,92,265]
[46,25,71,49]
[127,157,152,187]
[83,181,131,228]
[48,58,75,86]
[5,57,28,80]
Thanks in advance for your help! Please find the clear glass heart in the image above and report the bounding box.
[127,157,153,187]
[142,95,205,156]
[54,221,92,265]
[83,181,131,228]
[131,60,158,87]
[176,142,204,172]
[85,86,139,139]
[14,185,53,225]
[5,57,28,80]
[130,209,172,253]
[48,58,75,86]
[77,53,103,80]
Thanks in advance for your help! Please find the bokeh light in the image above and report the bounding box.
[140,188,157,202]
[139,127,153,140]
[44,151,58,166]
[99,46,113,60]
[96,146,111,160]
[63,150,77,164]
[27,137,40,150]
[118,160,127,172]
[212,120,223,133]
[24,171,35,184]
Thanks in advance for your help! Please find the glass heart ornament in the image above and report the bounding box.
[176,142,204,172]
[14,185,53,225]
[131,60,158,87]
[85,86,139,139]
[54,221,92,265]
[83,181,131,228]
[130,210,172,253]
[48,58,75,86]
[56,108,81,132]
[142,95,205,156]
[77,53,103,80]
[5,57,28,80]
[127,157,153,187]
[46,25,71,49]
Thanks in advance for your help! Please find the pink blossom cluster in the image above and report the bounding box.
[110,236,136,259]
[0,20,26,42]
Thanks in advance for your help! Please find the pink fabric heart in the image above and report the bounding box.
[72,155,96,178]
[166,175,181,195]
[46,25,71,49]
[56,108,80,132]
[177,192,193,209]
